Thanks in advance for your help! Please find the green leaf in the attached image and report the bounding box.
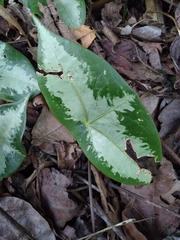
[22,0,85,27]
[0,41,40,102]
[0,1,4,6]
[54,0,86,28]
[34,17,162,185]
[21,0,47,16]
[0,96,28,180]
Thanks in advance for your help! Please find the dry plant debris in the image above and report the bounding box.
[1,0,180,239]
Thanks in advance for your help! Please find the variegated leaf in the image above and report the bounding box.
[0,96,28,180]
[34,17,162,185]
[0,41,39,102]
[54,0,86,28]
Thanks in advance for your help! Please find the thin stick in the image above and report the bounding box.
[88,161,95,233]
[78,218,135,240]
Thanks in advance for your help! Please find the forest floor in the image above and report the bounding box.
[1,0,180,239]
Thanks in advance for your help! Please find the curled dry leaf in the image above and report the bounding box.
[71,25,96,48]
[0,196,56,240]
[55,141,82,169]
[101,2,122,27]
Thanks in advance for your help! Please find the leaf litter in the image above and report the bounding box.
[1,0,180,239]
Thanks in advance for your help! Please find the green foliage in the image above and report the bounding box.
[21,0,47,17]
[0,97,28,179]
[0,1,4,6]
[21,0,86,27]
[0,42,40,179]
[0,3,162,184]
[34,17,161,185]
[53,0,86,28]
[0,41,39,102]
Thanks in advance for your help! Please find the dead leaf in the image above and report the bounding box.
[55,141,82,169]
[71,25,96,48]
[137,42,162,70]
[170,36,180,74]
[119,158,180,239]
[175,3,180,29]
[158,99,180,139]
[37,168,79,228]
[0,4,25,35]
[141,94,160,116]
[0,196,56,240]
[161,179,180,205]
[132,26,162,41]
[32,106,75,147]
[101,2,122,27]
[101,23,120,44]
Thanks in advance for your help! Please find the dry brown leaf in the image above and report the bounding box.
[71,25,96,48]
[161,179,180,205]
[31,106,75,147]
[158,99,180,139]
[137,42,162,70]
[55,141,82,169]
[101,2,122,27]
[0,196,56,240]
[141,94,160,116]
[37,168,79,228]
[132,26,162,41]
[0,4,25,35]
[119,158,180,239]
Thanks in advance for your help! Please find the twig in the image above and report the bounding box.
[161,138,180,165]
[78,218,135,240]
[88,161,95,233]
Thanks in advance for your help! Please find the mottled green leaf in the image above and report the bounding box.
[22,0,85,27]
[21,0,46,16]
[0,42,39,102]
[0,96,28,180]
[0,41,40,102]
[34,17,162,185]
[54,0,86,28]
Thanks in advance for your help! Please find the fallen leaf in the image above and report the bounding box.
[37,168,79,228]
[132,26,162,41]
[137,42,162,70]
[55,141,82,169]
[101,2,122,27]
[119,158,180,239]
[71,25,96,48]
[158,99,180,139]
[32,106,75,147]
[0,196,56,240]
